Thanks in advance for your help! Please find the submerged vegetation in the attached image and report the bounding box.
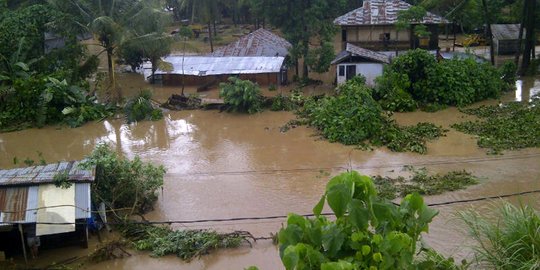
[81,144,166,216]
[124,90,163,123]
[219,77,263,114]
[299,77,446,154]
[118,222,251,261]
[372,166,479,200]
[452,95,540,154]
[460,202,540,270]
[373,49,511,112]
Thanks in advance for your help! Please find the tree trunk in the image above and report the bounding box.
[182,39,186,95]
[208,22,214,52]
[481,0,495,65]
[213,20,217,37]
[514,0,527,66]
[191,2,196,23]
[521,0,536,74]
[106,48,121,102]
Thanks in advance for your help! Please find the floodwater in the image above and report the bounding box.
[1,74,539,269]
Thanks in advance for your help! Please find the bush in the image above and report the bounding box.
[219,77,263,114]
[375,49,505,111]
[124,90,163,123]
[299,79,446,153]
[80,144,166,215]
[499,61,517,87]
[278,171,440,269]
[271,94,296,111]
[304,78,385,145]
[460,202,540,269]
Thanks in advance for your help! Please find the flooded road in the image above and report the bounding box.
[1,75,539,269]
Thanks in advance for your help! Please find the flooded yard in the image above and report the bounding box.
[1,75,539,269]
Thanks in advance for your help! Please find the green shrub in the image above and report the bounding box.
[499,61,517,87]
[80,144,166,215]
[271,94,296,111]
[304,78,385,145]
[124,90,163,123]
[278,171,440,269]
[298,79,445,153]
[219,77,263,114]
[375,49,505,111]
[460,202,540,269]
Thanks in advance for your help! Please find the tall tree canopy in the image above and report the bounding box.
[264,0,346,79]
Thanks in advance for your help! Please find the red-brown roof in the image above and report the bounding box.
[210,28,291,57]
[334,0,447,26]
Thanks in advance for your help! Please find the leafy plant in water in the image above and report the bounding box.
[372,166,479,200]
[219,77,263,114]
[271,94,296,111]
[459,202,540,270]
[278,171,441,270]
[124,90,163,123]
[118,222,250,261]
[80,144,165,215]
[452,95,540,154]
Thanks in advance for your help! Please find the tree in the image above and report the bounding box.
[178,26,193,95]
[264,0,346,79]
[521,0,537,74]
[48,0,169,102]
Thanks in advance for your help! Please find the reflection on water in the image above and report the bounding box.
[515,77,540,102]
[1,75,540,270]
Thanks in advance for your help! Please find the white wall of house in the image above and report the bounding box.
[336,63,384,86]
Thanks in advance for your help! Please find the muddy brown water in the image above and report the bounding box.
[1,75,539,269]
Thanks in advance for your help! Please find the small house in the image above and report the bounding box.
[332,43,391,86]
[491,24,525,55]
[147,28,293,88]
[147,56,288,88]
[334,0,447,51]
[0,161,95,261]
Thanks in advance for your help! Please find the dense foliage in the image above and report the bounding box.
[300,78,446,153]
[124,90,163,123]
[372,167,479,200]
[278,171,444,269]
[460,202,540,270]
[80,144,166,215]
[219,77,263,114]
[452,95,540,154]
[119,222,250,261]
[374,49,509,112]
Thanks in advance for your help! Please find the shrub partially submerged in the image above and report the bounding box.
[124,90,163,123]
[80,144,165,215]
[119,222,251,261]
[374,49,511,112]
[219,77,263,114]
[299,78,446,153]
[452,95,540,154]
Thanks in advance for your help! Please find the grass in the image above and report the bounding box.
[459,202,540,270]
[452,95,540,154]
[372,166,479,200]
[118,222,252,261]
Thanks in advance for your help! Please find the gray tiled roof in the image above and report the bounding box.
[334,0,447,26]
[491,24,524,40]
[210,28,291,57]
[332,43,391,64]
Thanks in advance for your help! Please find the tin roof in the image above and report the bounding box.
[491,24,524,40]
[332,43,391,64]
[0,161,95,187]
[210,28,291,57]
[152,56,285,77]
[334,0,447,26]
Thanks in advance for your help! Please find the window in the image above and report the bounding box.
[341,29,347,42]
[339,66,345,76]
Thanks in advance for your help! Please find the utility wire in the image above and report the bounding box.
[1,188,539,226]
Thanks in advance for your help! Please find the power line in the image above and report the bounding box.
[2,188,539,226]
[167,153,540,177]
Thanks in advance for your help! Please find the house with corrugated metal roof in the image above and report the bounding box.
[332,43,391,86]
[334,0,447,51]
[490,24,525,55]
[0,161,95,261]
[148,28,292,89]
